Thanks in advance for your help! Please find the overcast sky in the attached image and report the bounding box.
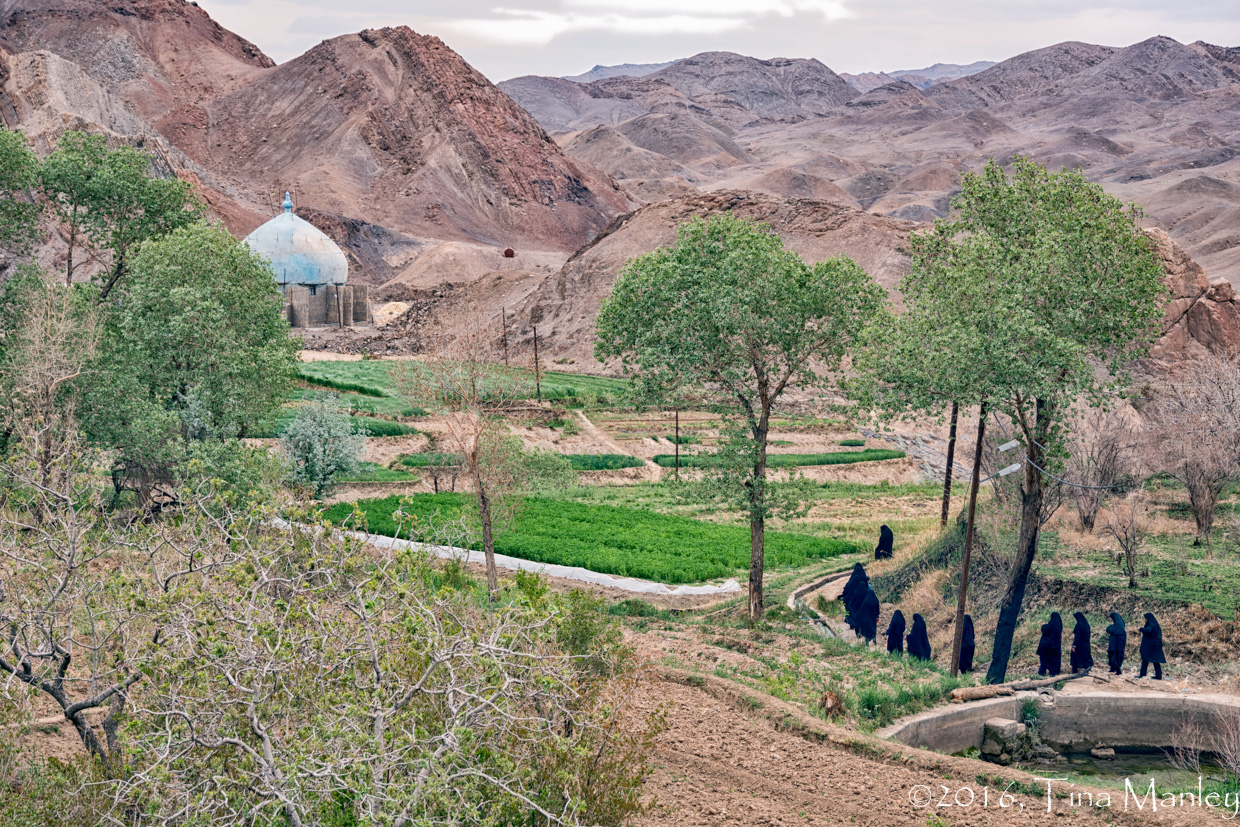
[197,0,1240,81]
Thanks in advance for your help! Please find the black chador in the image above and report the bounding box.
[840,563,868,631]
[855,586,880,644]
[958,614,976,674]
[906,613,932,661]
[1105,612,1127,675]
[1139,612,1166,680]
[1037,612,1063,677]
[875,524,894,560]
[1069,611,1094,673]
[885,609,906,654]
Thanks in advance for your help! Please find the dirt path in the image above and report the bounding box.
[635,674,1220,826]
[574,410,663,478]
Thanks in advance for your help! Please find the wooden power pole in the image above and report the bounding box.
[950,403,986,678]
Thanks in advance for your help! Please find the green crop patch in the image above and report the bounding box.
[396,452,463,468]
[296,360,628,407]
[651,449,905,469]
[250,411,414,439]
[839,438,866,447]
[322,493,862,583]
[565,454,645,471]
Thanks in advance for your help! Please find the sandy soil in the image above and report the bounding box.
[632,675,1214,826]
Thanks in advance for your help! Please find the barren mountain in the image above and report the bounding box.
[840,61,995,92]
[505,37,1240,287]
[1,0,628,266]
[562,62,674,83]
[505,191,916,368]
[500,51,859,133]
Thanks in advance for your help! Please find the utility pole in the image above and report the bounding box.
[533,325,541,403]
[941,402,959,527]
[501,307,509,365]
[950,403,986,678]
[674,408,680,480]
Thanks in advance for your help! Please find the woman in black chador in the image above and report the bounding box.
[958,614,976,673]
[907,613,932,661]
[855,586,880,644]
[1105,611,1127,675]
[1139,612,1166,680]
[1036,612,1063,676]
[840,564,868,631]
[885,609,906,655]
[875,525,894,560]
[1069,612,1094,673]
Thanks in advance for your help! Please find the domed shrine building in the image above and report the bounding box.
[244,194,370,328]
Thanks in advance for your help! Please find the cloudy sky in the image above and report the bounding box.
[198,0,1240,81]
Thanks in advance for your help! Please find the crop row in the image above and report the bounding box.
[322,493,862,583]
[651,449,905,468]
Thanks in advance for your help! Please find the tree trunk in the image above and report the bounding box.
[986,400,1048,685]
[941,402,959,527]
[747,417,770,621]
[99,250,126,301]
[949,403,985,677]
[474,464,498,597]
[1184,470,1216,548]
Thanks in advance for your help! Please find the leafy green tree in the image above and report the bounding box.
[596,214,886,620]
[858,158,1165,683]
[281,394,364,496]
[83,222,298,490]
[39,131,203,291]
[0,127,42,259]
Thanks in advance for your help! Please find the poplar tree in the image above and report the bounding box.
[861,158,1165,682]
[596,214,886,620]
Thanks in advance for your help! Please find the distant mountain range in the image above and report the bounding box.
[555,59,997,92]
[2,1,1237,365]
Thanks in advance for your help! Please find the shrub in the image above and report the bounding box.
[665,434,700,445]
[281,395,365,495]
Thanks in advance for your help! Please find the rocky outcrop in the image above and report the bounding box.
[1143,228,1240,371]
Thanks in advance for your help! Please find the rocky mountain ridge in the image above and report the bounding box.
[0,0,629,259]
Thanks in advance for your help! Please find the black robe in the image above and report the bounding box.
[959,614,976,673]
[855,587,880,643]
[840,564,868,630]
[875,524,894,560]
[885,610,906,654]
[907,613,932,661]
[1069,611,1093,673]
[1139,613,1166,664]
[1037,612,1063,676]
[1105,612,1127,674]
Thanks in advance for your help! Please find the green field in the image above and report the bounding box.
[297,361,629,407]
[565,453,645,471]
[251,409,417,439]
[652,449,905,468]
[322,493,862,583]
[337,462,420,483]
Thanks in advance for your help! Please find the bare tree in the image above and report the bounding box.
[397,318,573,597]
[1147,353,1240,548]
[1104,491,1149,588]
[0,274,98,499]
[1066,408,1139,532]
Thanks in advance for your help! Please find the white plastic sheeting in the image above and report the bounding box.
[351,530,743,595]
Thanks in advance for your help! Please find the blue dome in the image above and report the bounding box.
[244,194,348,287]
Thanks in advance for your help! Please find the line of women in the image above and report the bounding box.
[1039,610,1166,680]
[841,563,1167,679]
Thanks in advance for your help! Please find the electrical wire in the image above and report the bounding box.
[986,410,1129,491]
